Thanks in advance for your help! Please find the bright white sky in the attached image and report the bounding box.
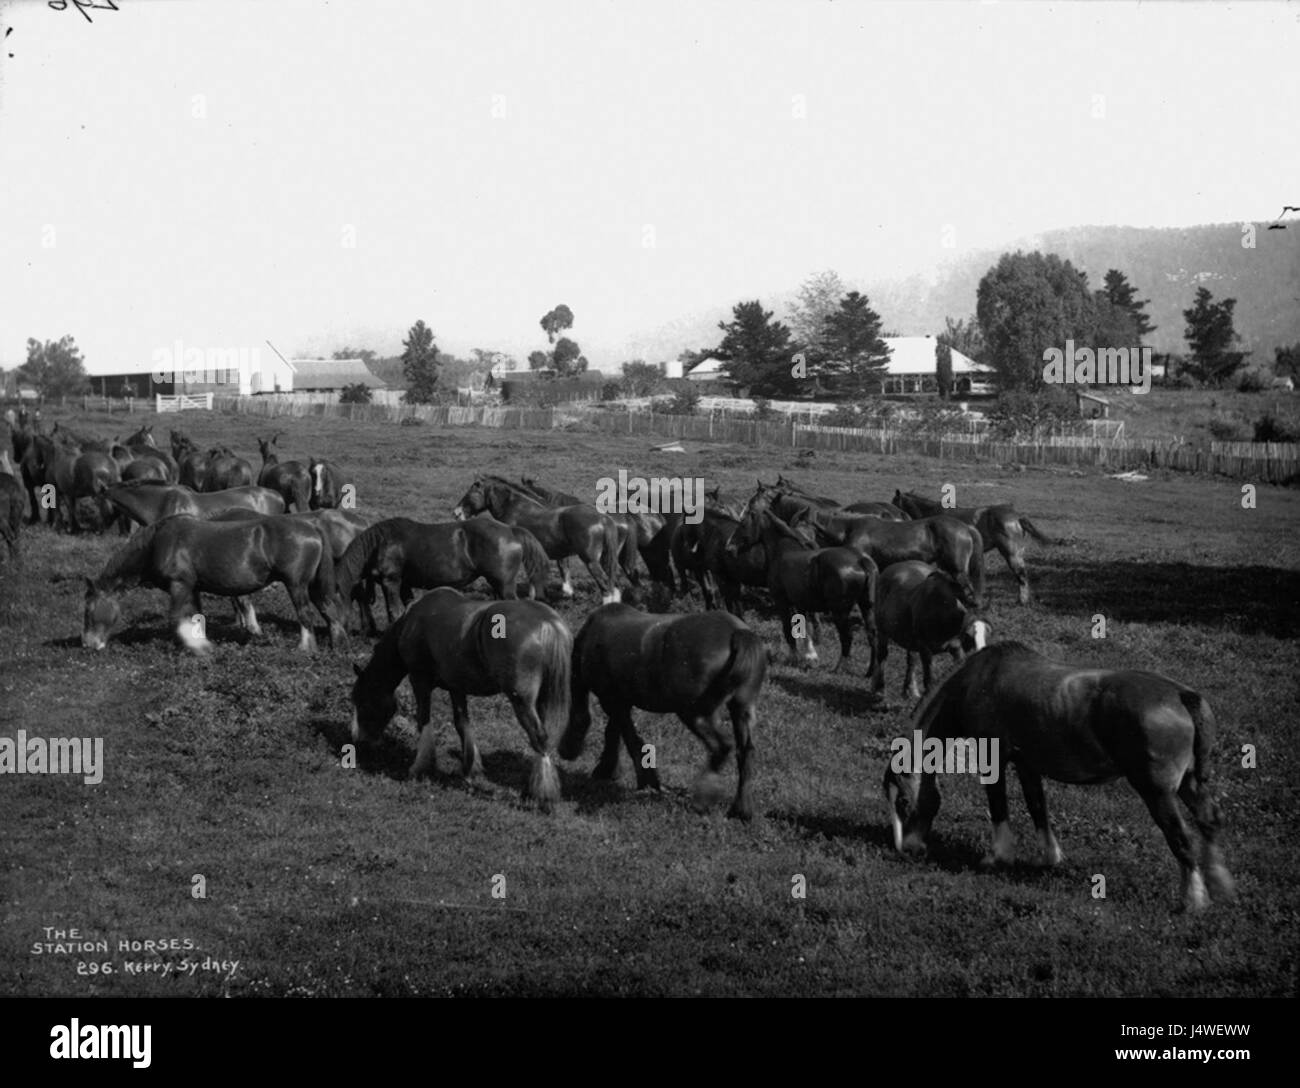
[0,0,1296,373]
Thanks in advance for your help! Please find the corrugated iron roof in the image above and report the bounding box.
[291,359,387,389]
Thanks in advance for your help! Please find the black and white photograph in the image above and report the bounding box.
[1,0,1296,1038]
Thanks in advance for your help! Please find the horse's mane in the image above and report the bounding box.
[95,518,169,589]
[335,517,418,600]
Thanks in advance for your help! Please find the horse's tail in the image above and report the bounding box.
[966,527,986,603]
[702,626,769,708]
[618,517,640,584]
[534,616,573,746]
[336,519,404,603]
[529,614,572,809]
[291,475,311,513]
[1019,516,1053,545]
[512,527,550,599]
[558,620,592,760]
[855,551,879,665]
[601,515,620,597]
[1180,690,1217,792]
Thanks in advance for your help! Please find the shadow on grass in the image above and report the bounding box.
[769,670,884,717]
[1033,558,1300,638]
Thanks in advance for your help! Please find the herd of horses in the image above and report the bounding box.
[0,407,1235,912]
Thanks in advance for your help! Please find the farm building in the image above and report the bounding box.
[685,356,727,382]
[1075,390,1111,418]
[288,358,386,392]
[684,337,990,393]
[85,346,297,397]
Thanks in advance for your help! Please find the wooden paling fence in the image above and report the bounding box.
[209,397,1299,484]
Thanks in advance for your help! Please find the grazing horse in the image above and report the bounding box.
[105,481,285,527]
[773,475,910,521]
[894,489,1052,605]
[882,642,1235,912]
[871,560,988,699]
[82,514,348,654]
[795,503,986,604]
[560,604,768,820]
[349,587,571,809]
[517,476,653,593]
[204,446,254,491]
[452,475,621,603]
[0,450,23,564]
[727,487,879,670]
[256,435,312,511]
[335,516,551,634]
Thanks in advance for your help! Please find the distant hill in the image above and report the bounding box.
[620,222,1300,366]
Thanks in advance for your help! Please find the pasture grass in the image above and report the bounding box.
[1,406,1297,996]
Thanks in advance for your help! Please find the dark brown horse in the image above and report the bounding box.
[106,481,286,527]
[773,475,910,521]
[0,450,23,564]
[204,447,255,491]
[871,560,987,700]
[122,425,178,483]
[894,489,1052,605]
[560,604,768,819]
[170,430,209,490]
[31,434,80,532]
[728,487,879,671]
[213,506,372,560]
[452,475,621,603]
[672,502,769,614]
[517,476,654,592]
[257,435,312,511]
[82,514,348,654]
[69,450,122,533]
[795,503,985,604]
[307,458,349,510]
[882,642,1234,912]
[335,516,551,634]
[350,587,572,808]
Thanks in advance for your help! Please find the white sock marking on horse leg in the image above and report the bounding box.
[885,781,904,852]
[972,619,988,651]
[177,622,212,655]
[991,820,1016,864]
[1182,868,1209,912]
[244,601,262,636]
[298,625,317,652]
[561,572,574,597]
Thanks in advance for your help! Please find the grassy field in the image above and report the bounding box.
[2,405,1298,997]
[1101,387,1300,444]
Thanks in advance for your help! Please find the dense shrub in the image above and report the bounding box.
[339,383,372,404]
[986,387,1075,438]
[752,397,775,421]
[1237,371,1268,393]
[659,387,701,415]
[1206,419,1243,441]
[1253,412,1298,443]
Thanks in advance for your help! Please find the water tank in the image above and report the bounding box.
[663,359,683,379]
